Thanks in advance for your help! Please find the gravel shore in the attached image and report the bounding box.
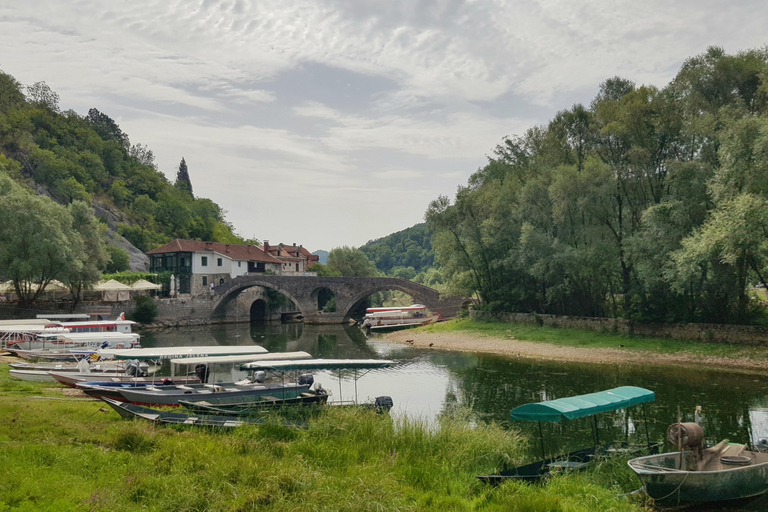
[385,330,768,373]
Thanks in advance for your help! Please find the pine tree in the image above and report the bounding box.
[175,157,193,196]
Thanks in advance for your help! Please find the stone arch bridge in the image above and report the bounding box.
[212,275,468,324]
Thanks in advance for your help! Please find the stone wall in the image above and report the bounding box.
[476,311,768,346]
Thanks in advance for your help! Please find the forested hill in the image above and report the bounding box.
[427,47,768,325]
[359,223,435,276]
[0,70,248,268]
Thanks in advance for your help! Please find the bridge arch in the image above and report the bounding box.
[212,276,466,324]
[211,280,304,322]
[338,284,436,320]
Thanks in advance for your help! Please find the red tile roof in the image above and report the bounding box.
[147,239,282,264]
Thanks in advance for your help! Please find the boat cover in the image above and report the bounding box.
[169,351,312,366]
[240,358,394,371]
[510,386,654,422]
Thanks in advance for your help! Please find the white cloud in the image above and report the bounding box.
[1,0,767,248]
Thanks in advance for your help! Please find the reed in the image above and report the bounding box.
[0,366,645,511]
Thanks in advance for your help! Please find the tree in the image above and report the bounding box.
[25,81,59,111]
[175,157,193,196]
[0,172,82,306]
[325,247,379,277]
[105,246,131,273]
[61,201,109,309]
[86,108,129,148]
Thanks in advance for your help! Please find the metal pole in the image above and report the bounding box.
[538,421,546,460]
[354,369,358,404]
[593,415,600,446]
[642,403,651,448]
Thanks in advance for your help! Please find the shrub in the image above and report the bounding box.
[131,296,158,324]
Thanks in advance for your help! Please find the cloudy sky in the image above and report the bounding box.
[1,1,766,252]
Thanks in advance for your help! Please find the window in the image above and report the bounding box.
[217,258,222,266]
[180,257,185,266]
[202,276,208,286]
[238,261,241,267]
[201,256,208,266]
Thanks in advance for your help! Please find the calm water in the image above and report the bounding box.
[142,322,768,510]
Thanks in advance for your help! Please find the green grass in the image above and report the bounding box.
[0,365,648,511]
[420,318,768,361]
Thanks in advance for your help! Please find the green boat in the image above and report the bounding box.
[479,386,657,483]
[628,441,768,505]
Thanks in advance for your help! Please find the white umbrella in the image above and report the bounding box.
[169,275,175,296]
[94,279,132,291]
[131,279,162,291]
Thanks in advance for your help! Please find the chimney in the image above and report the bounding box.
[263,240,269,253]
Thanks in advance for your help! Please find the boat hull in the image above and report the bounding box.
[9,370,57,382]
[116,383,312,406]
[629,451,768,504]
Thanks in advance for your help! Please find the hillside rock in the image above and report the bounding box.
[93,200,149,272]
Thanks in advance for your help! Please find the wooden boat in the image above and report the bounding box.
[360,304,438,333]
[628,440,768,505]
[101,397,268,428]
[478,386,657,483]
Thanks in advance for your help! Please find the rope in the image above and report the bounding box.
[648,469,691,504]
[615,487,644,497]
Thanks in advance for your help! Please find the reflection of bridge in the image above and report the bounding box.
[212,276,468,324]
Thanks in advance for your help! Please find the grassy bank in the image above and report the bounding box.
[420,318,768,361]
[0,366,648,511]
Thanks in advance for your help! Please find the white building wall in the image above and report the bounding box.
[232,260,248,278]
[192,252,233,275]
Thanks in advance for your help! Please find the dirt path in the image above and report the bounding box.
[385,330,768,373]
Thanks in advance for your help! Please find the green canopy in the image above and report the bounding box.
[510,386,655,423]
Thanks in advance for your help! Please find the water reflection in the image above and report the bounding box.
[143,324,768,454]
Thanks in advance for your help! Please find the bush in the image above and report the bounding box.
[105,245,131,273]
[131,296,158,324]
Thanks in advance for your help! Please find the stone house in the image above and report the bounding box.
[147,239,283,296]
[262,241,319,275]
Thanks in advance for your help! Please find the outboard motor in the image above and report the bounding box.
[298,374,314,386]
[250,370,266,384]
[125,359,142,377]
[374,396,394,413]
[194,364,210,384]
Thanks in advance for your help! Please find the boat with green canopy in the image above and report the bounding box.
[479,386,657,484]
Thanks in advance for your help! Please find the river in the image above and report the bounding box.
[141,322,768,510]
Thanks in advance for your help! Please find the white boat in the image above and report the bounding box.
[89,345,270,361]
[361,304,438,333]
[9,331,140,351]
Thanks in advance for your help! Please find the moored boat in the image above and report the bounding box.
[105,381,312,406]
[360,304,438,333]
[100,397,269,428]
[629,424,768,505]
[51,372,198,388]
[478,386,657,483]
